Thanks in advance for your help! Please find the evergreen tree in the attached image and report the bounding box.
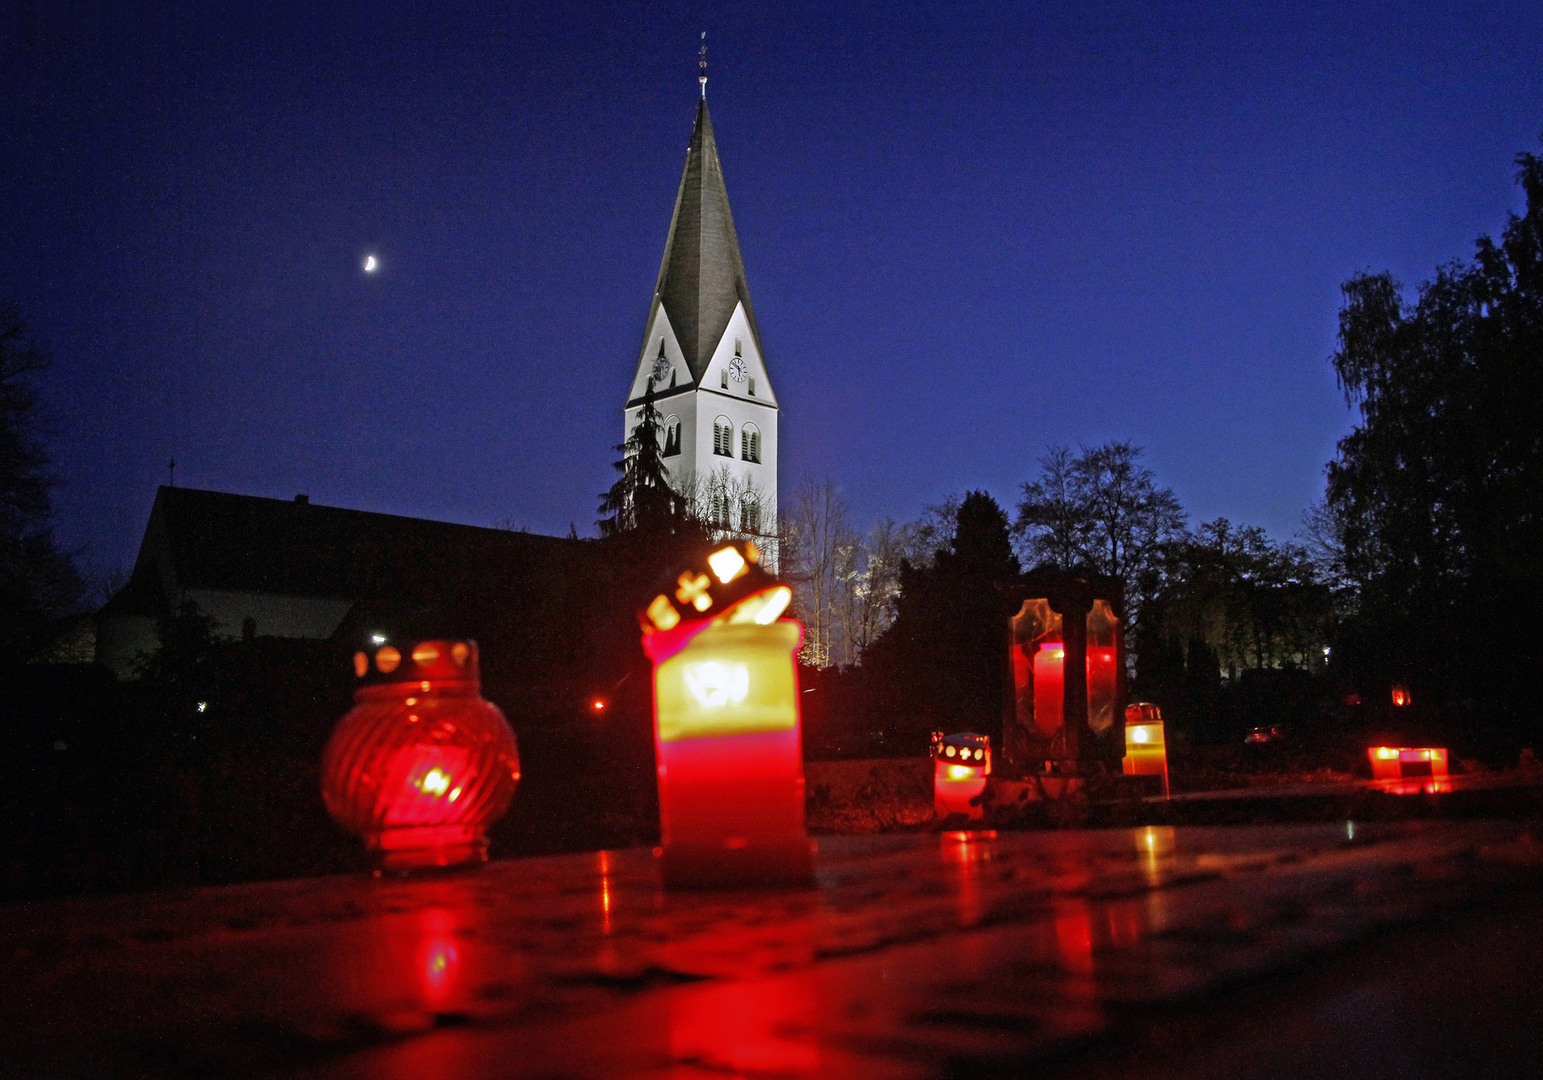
[597,385,689,537]
[862,492,1020,746]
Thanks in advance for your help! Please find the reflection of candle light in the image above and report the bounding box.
[1054,903,1095,975]
[1378,778,1454,795]
[598,850,613,936]
[1086,640,1119,733]
[417,908,460,1007]
[941,831,996,928]
[668,973,820,1075]
[1138,826,1175,887]
[1133,826,1177,934]
[1105,899,1143,949]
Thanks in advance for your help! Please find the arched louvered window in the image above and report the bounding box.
[740,424,760,463]
[662,416,681,457]
[741,497,761,534]
[713,417,733,457]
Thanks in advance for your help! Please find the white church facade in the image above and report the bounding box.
[623,92,778,541]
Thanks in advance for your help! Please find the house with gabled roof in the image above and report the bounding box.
[96,486,586,679]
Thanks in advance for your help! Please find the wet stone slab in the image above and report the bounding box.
[2,820,1541,1078]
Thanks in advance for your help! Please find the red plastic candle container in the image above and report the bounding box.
[933,732,991,820]
[321,637,520,870]
[1368,746,1448,783]
[640,542,814,889]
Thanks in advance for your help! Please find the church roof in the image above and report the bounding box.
[646,98,764,383]
[114,486,581,618]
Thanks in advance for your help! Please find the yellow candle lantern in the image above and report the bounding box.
[640,541,814,889]
[1122,702,1169,798]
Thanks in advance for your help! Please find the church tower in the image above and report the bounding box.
[623,85,778,543]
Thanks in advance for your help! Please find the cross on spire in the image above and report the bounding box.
[698,31,707,98]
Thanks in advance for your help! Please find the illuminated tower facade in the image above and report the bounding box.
[623,88,778,543]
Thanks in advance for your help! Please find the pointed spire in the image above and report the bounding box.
[645,93,764,384]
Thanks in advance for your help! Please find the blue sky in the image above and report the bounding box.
[4,1,1541,577]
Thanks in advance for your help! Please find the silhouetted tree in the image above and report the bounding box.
[133,602,220,691]
[863,491,1020,747]
[0,303,81,659]
[597,384,689,538]
[1013,441,1185,628]
[1326,145,1543,732]
[1145,520,1330,681]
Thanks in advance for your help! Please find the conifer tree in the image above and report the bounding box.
[597,384,689,537]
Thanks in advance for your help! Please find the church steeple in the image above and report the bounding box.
[624,85,779,549]
[645,98,765,386]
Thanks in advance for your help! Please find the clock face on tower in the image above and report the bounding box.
[728,357,747,383]
[651,357,671,384]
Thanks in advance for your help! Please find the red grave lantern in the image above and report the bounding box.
[1003,574,1125,776]
[639,541,814,889]
[933,732,991,820]
[1123,702,1170,798]
[1368,745,1449,784]
[321,637,520,870]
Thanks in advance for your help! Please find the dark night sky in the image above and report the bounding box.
[4,1,1541,580]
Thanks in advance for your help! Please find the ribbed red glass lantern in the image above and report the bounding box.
[321,637,520,870]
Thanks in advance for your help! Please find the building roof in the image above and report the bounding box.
[644,98,764,384]
[113,486,582,620]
